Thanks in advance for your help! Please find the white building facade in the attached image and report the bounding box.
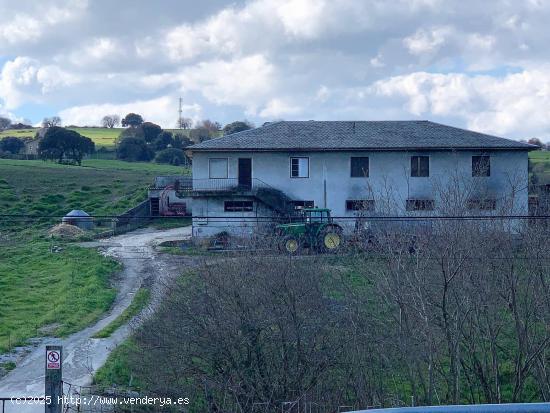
[187,121,534,238]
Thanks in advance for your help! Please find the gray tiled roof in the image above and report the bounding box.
[188,121,535,152]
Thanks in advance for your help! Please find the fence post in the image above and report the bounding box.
[45,345,62,413]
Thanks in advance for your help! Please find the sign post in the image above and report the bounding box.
[45,346,62,413]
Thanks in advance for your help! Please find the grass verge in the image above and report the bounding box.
[93,339,141,390]
[0,241,119,352]
[92,288,151,339]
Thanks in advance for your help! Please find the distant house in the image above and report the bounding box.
[185,120,536,238]
[23,128,47,156]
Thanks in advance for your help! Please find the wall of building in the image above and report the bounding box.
[192,196,274,238]
[191,149,529,236]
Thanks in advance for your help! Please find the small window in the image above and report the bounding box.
[472,156,490,177]
[406,199,435,211]
[290,200,314,210]
[209,158,228,178]
[224,201,253,212]
[467,199,496,210]
[346,200,375,211]
[290,157,309,178]
[350,157,369,177]
[411,156,429,177]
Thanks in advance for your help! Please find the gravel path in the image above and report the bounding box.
[0,226,193,411]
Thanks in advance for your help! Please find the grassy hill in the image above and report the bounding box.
[0,127,197,149]
[0,159,187,354]
[529,150,550,184]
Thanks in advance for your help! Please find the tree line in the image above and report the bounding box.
[0,113,254,165]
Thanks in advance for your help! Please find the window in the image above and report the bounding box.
[406,199,435,211]
[467,199,496,210]
[350,157,369,177]
[305,210,328,223]
[209,158,228,178]
[290,200,314,210]
[224,201,253,212]
[411,156,429,177]
[290,157,309,178]
[472,155,490,177]
[346,200,375,211]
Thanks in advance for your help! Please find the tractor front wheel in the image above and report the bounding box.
[279,235,302,255]
[318,227,343,253]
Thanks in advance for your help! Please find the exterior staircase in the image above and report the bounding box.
[253,186,296,216]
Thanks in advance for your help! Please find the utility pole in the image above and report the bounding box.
[178,97,183,129]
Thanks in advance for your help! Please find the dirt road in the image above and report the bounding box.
[0,226,192,411]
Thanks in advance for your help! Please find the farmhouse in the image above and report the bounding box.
[186,120,536,238]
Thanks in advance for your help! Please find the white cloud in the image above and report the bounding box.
[0,0,87,46]
[0,57,79,109]
[259,98,302,118]
[58,97,202,128]
[163,0,440,61]
[404,26,453,56]
[178,55,276,114]
[372,69,550,138]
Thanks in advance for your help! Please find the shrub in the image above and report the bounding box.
[154,148,186,165]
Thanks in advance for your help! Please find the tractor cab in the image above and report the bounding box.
[303,208,332,223]
[275,208,342,254]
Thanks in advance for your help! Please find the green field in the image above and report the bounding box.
[0,127,198,149]
[0,159,188,354]
[0,242,119,352]
[529,150,550,184]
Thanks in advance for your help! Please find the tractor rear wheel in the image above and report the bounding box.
[318,226,343,253]
[279,235,302,255]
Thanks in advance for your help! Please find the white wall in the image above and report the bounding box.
[191,150,529,236]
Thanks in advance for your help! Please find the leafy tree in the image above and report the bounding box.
[0,137,24,154]
[38,127,94,165]
[152,131,174,151]
[102,114,120,128]
[121,113,144,128]
[172,132,193,149]
[223,120,254,135]
[0,117,11,130]
[139,122,162,143]
[154,148,187,165]
[116,137,154,162]
[42,116,62,128]
[177,117,193,129]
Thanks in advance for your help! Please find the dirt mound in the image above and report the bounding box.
[48,223,85,239]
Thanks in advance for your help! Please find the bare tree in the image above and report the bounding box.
[42,116,61,128]
[176,116,192,129]
[101,114,120,128]
[196,119,221,134]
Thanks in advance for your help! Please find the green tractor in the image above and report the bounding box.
[275,208,343,254]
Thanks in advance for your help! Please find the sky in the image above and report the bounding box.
[0,0,550,141]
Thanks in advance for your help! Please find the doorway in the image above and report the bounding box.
[238,158,252,191]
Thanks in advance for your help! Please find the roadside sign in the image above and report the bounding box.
[46,350,60,369]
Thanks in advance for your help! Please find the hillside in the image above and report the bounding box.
[0,159,187,355]
[0,127,197,149]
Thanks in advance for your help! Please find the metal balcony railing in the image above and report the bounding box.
[189,178,278,192]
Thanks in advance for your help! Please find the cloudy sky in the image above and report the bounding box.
[1,0,549,140]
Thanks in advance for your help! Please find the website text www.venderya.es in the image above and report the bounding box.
[10,395,190,407]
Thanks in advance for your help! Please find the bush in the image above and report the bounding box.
[154,148,186,165]
[0,137,24,154]
[116,137,154,162]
